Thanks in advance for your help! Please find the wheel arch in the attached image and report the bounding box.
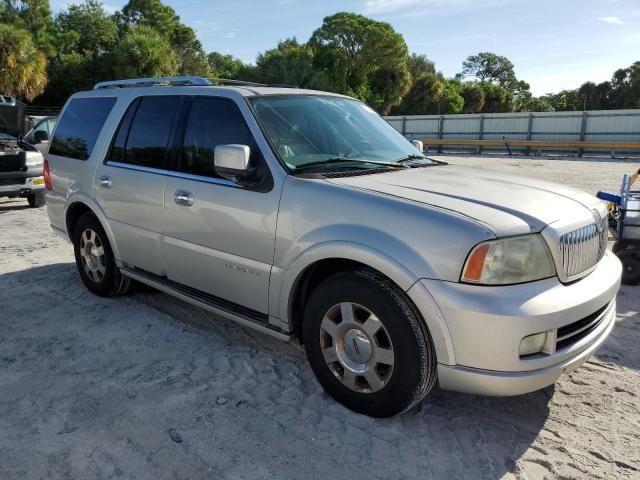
[64,194,121,263]
[278,241,416,325]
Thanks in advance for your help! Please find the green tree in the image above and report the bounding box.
[207,51,246,79]
[610,62,640,108]
[407,53,435,78]
[110,25,176,78]
[458,52,518,87]
[55,0,118,56]
[255,38,314,86]
[119,0,208,75]
[34,1,118,105]
[522,97,554,112]
[0,24,47,100]
[478,82,515,113]
[460,82,485,113]
[308,12,411,114]
[0,0,57,55]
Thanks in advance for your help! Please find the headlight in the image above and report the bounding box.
[461,234,556,285]
[25,154,43,167]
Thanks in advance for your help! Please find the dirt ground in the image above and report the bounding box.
[0,155,638,480]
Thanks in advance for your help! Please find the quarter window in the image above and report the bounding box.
[179,97,259,178]
[49,97,116,160]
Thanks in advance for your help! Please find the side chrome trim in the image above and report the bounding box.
[105,161,238,187]
[120,267,291,342]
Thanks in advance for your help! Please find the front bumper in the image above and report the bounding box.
[437,300,616,395]
[408,250,622,396]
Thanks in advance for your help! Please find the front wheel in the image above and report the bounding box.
[302,269,437,417]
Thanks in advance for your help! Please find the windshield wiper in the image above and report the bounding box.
[295,157,404,171]
[393,154,429,164]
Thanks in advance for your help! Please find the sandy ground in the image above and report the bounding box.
[0,155,639,480]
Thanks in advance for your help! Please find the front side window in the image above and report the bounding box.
[179,97,260,178]
[249,95,429,171]
[49,97,116,160]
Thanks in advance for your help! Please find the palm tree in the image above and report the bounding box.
[0,24,47,101]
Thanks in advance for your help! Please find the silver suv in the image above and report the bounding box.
[45,77,622,417]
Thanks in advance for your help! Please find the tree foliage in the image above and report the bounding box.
[110,25,176,78]
[118,0,208,75]
[308,12,411,114]
[255,38,314,86]
[0,1,637,116]
[0,23,46,100]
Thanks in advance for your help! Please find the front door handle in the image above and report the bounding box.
[174,190,194,207]
[98,176,112,188]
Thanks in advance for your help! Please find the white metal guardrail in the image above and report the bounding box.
[385,109,640,157]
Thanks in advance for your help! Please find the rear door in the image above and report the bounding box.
[94,96,183,275]
[161,96,279,314]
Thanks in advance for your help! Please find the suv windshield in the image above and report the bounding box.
[249,95,428,171]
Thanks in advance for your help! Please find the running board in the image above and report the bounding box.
[120,267,291,341]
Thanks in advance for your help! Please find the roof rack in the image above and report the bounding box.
[209,78,298,89]
[208,78,267,87]
[92,76,299,90]
[93,76,213,90]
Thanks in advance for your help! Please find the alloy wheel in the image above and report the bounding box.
[319,302,395,393]
[79,228,106,283]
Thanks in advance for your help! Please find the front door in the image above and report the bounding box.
[161,97,280,314]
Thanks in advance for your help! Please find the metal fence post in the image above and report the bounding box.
[579,111,588,157]
[438,115,444,153]
[526,113,533,156]
[477,114,484,155]
[401,116,407,136]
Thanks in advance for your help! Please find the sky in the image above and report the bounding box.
[51,0,640,96]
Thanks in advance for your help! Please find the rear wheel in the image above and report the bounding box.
[302,269,437,417]
[73,213,130,296]
[27,191,45,208]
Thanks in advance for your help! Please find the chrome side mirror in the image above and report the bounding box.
[214,144,255,183]
[411,140,424,153]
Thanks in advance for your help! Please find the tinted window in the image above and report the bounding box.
[180,97,259,178]
[107,98,140,163]
[49,97,116,160]
[122,96,181,169]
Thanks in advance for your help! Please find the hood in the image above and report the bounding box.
[325,165,601,236]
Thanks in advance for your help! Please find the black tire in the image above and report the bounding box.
[617,250,640,285]
[73,212,130,297]
[302,269,437,417]
[27,191,46,208]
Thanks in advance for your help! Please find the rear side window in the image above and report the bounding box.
[49,97,116,160]
[108,96,181,169]
[180,97,260,178]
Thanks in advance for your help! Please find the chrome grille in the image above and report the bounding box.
[559,216,608,279]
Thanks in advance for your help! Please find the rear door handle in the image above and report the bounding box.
[174,190,194,207]
[98,176,112,188]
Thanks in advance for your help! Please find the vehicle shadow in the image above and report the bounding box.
[0,262,558,479]
[0,199,31,213]
[595,285,640,370]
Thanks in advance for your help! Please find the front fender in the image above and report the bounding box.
[270,240,456,365]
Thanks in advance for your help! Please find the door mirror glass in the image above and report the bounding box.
[34,130,49,143]
[214,144,254,182]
